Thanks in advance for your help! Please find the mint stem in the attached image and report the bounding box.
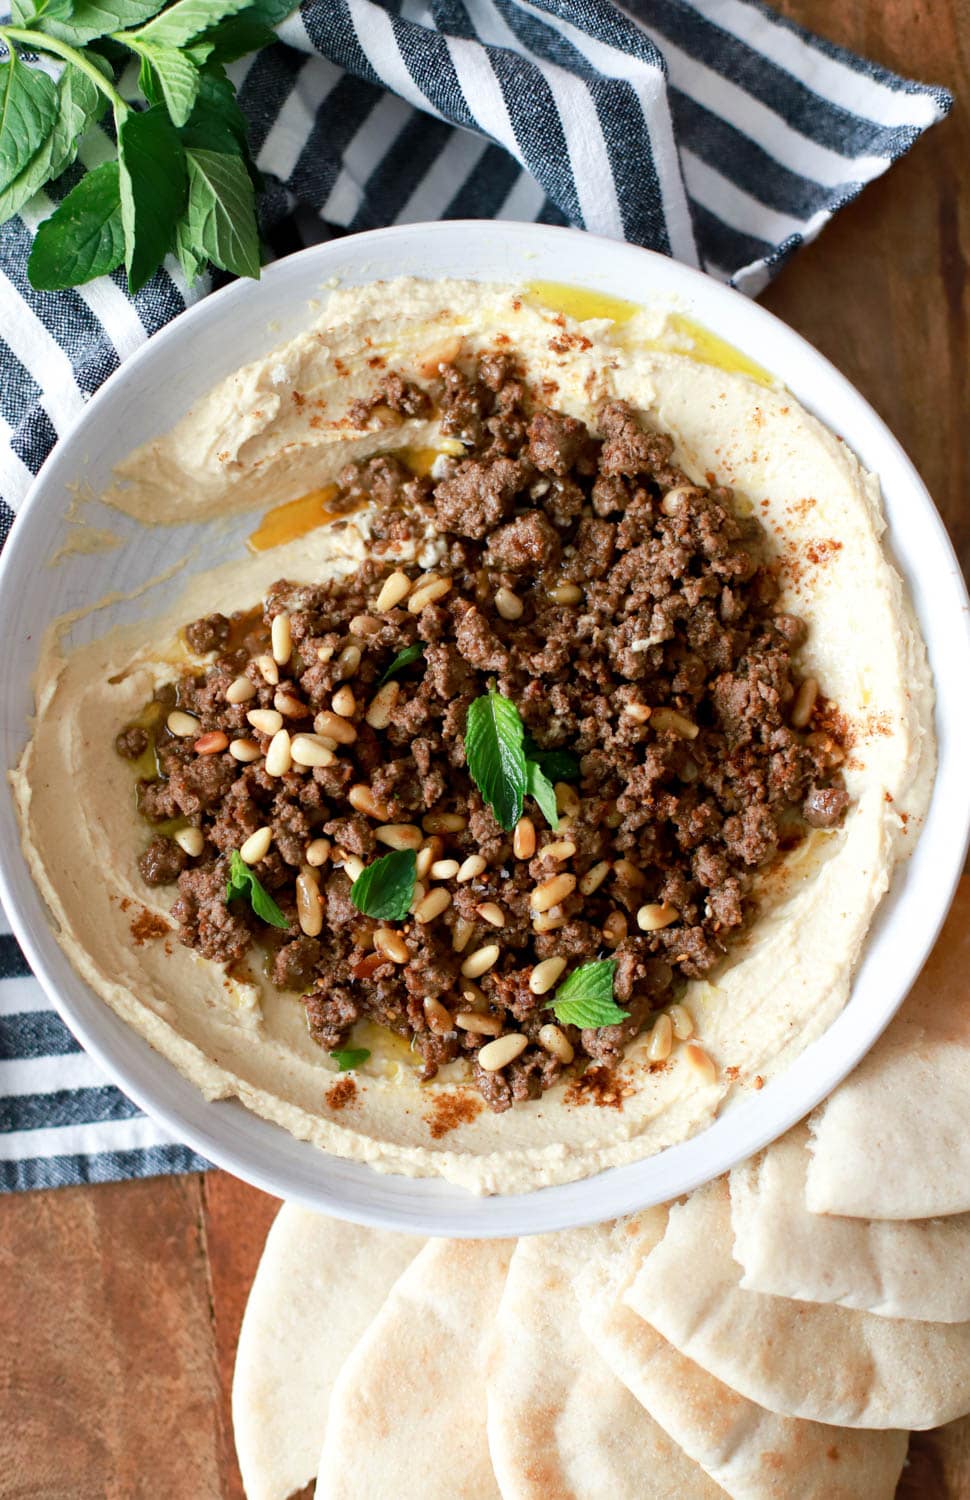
[0,25,128,114]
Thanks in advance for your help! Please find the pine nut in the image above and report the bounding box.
[343,854,365,882]
[513,817,536,860]
[461,943,500,979]
[296,866,323,937]
[494,586,523,620]
[554,782,581,818]
[376,824,423,851]
[265,728,292,777]
[240,826,272,865]
[538,1023,574,1064]
[317,645,334,662]
[408,575,452,612]
[195,731,228,755]
[256,654,279,686]
[529,956,567,995]
[660,484,701,516]
[651,707,699,740]
[602,911,628,946]
[459,980,488,1012]
[271,611,291,666]
[549,583,583,605]
[533,911,566,933]
[365,680,400,729]
[226,675,256,704]
[541,839,576,861]
[349,614,380,637]
[375,571,412,611]
[579,860,611,895]
[174,826,204,858]
[337,644,361,679]
[414,887,452,924]
[455,1011,503,1036]
[476,902,505,927]
[274,689,307,718]
[166,710,198,737]
[290,734,335,769]
[423,996,455,1035]
[429,858,460,879]
[457,855,487,882]
[624,702,651,723]
[248,708,283,736]
[668,1003,695,1041]
[648,1013,673,1061]
[451,917,475,953]
[532,872,576,913]
[422,812,467,833]
[313,710,357,744]
[332,685,356,718]
[306,838,331,867]
[685,1043,717,1084]
[613,858,646,888]
[374,928,409,964]
[348,785,391,821]
[791,676,819,729]
[637,903,680,932]
[416,838,443,879]
[229,737,262,763]
[478,1032,528,1071]
[409,880,426,913]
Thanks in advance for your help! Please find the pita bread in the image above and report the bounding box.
[486,1232,724,1498]
[575,1212,906,1499]
[732,1122,970,1321]
[317,1237,513,1499]
[807,879,970,1219]
[626,1177,970,1429]
[232,1205,422,1500]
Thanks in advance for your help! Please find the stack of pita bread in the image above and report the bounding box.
[233,885,970,1499]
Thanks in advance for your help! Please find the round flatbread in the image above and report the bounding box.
[732,1122,970,1321]
[316,1237,513,1499]
[486,1233,724,1498]
[625,1177,970,1429]
[806,879,970,1220]
[232,1205,422,1500]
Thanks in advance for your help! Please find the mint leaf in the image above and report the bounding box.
[522,733,580,783]
[48,62,109,177]
[179,68,248,154]
[117,102,187,294]
[127,40,200,126]
[525,758,559,831]
[179,146,258,277]
[547,960,629,1030]
[226,848,289,929]
[379,641,424,687]
[28,159,124,288]
[0,51,58,192]
[193,15,277,65]
[350,849,416,922]
[465,692,527,831]
[44,1,169,46]
[125,0,251,49]
[330,1047,370,1072]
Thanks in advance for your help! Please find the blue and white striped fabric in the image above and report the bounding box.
[0,0,950,1190]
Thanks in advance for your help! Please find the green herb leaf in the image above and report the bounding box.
[126,39,200,126]
[546,959,630,1030]
[116,102,187,293]
[525,758,559,831]
[48,61,109,177]
[124,0,251,50]
[178,67,248,155]
[193,15,277,65]
[522,733,581,783]
[226,848,289,929]
[44,0,169,47]
[379,641,424,687]
[177,146,258,277]
[465,691,527,831]
[330,1047,371,1072]
[350,849,416,922]
[0,51,58,192]
[28,159,124,288]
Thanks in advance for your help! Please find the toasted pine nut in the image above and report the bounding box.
[422,812,467,833]
[348,784,391,821]
[613,858,646,888]
[349,614,380,637]
[408,880,426,913]
[295,866,322,937]
[375,571,412,611]
[637,902,680,932]
[271,611,291,666]
[226,675,256,704]
[332,685,356,718]
[414,887,452,924]
[174,826,204,858]
[461,943,500,979]
[513,817,536,860]
[541,839,576,861]
[365,681,400,730]
[229,737,262,764]
[532,872,576,913]
[602,911,628,946]
[451,917,475,953]
[374,928,409,964]
[248,708,283,736]
[791,676,819,729]
[624,701,651,723]
[685,1043,717,1084]
[305,838,331,868]
[429,858,460,879]
[337,644,361,679]
[240,826,272,865]
[549,583,583,605]
[290,734,335,769]
[416,838,442,880]
[494,586,523,620]
[376,823,423,851]
[660,483,701,516]
[316,645,334,663]
[668,1003,695,1041]
[313,710,357,744]
[529,956,567,996]
[166,710,198,737]
[478,1032,528,1071]
[554,782,581,818]
[256,653,279,686]
[274,689,306,718]
[538,1023,574,1064]
[423,996,454,1035]
[343,854,365,882]
[476,902,505,928]
[650,707,699,740]
[648,1013,673,1061]
[579,860,611,895]
[195,731,228,755]
[265,729,292,777]
[457,854,487,882]
[455,1011,503,1036]
[533,911,566,933]
[408,575,452,613]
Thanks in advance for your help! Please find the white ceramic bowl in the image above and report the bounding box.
[1,222,968,1237]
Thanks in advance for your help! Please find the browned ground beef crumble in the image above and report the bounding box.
[119,352,849,1112]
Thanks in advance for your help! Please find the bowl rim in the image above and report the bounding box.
[1,219,968,1236]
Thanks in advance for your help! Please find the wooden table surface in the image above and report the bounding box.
[2,3,968,1496]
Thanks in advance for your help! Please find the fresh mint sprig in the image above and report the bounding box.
[0,0,295,294]
[546,959,629,1030]
[226,847,289,929]
[465,691,572,831]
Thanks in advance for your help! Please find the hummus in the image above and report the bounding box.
[11,280,935,1194]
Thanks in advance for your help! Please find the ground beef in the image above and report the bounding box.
[120,350,850,1113]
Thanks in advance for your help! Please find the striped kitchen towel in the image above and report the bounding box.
[0,0,950,1190]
